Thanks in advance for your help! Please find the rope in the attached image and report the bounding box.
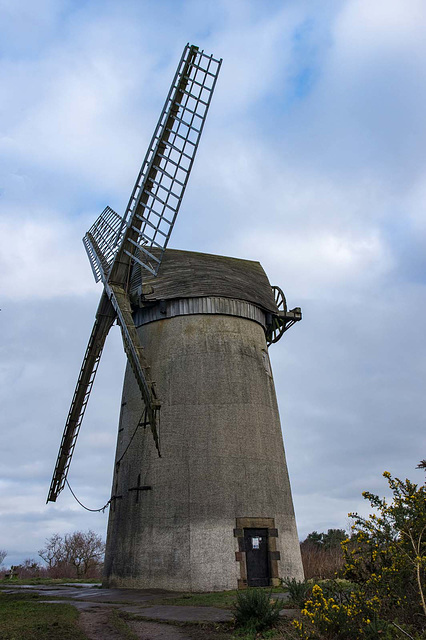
[115,408,148,468]
[66,479,111,513]
[66,407,157,513]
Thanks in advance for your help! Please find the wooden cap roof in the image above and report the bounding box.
[140,249,278,314]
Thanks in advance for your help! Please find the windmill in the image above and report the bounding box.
[48,44,304,591]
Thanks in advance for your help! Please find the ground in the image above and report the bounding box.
[0,582,296,640]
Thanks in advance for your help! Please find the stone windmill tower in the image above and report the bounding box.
[48,44,304,591]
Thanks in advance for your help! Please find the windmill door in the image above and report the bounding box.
[244,528,270,587]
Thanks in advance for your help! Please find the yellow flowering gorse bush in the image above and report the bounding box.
[293,469,425,638]
[343,471,426,628]
[292,584,380,639]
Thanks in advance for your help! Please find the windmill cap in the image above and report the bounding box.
[132,248,280,314]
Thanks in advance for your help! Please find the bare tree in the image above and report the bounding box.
[64,530,105,578]
[0,549,7,566]
[38,533,67,569]
[39,530,105,578]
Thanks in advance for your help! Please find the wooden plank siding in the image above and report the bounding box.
[134,249,279,314]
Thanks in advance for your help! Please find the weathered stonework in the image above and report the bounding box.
[103,251,303,591]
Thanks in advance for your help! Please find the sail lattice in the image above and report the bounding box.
[83,206,124,283]
[118,44,222,278]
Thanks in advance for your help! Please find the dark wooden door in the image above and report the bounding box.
[244,528,270,587]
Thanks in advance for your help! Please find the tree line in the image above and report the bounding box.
[0,530,104,579]
[300,527,348,579]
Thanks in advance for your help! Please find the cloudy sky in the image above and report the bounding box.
[1,0,426,567]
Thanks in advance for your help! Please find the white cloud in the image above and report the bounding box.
[0,214,97,299]
[1,0,426,565]
[406,172,426,231]
[335,0,426,57]
[237,228,392,299]
[209,5,301,115]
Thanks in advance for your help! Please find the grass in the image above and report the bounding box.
[0,577,101,586]
[109,610,140,639]
[232,623,297,639]
[0,591,88,640]
[155,590,239,608]
[155,587,288,609]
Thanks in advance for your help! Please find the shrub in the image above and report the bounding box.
[233,588,282,634]
[300,530,347,580]
[300,540,345,580]
[343,471,426,633]
[281,577,311,607]
[317,579,357,603]
[292,583,397,639]
[12,559,46,579]
[293,468,426,639]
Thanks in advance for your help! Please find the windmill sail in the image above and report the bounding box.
[47,43,221,503]
[83,206,125,283]
[108,283,161,452]
[110,44,222,282]
[84,45,221,286]
[47,292,116,502]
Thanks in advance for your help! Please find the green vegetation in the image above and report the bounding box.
[293,468,426,639]
[0,591,88,640]
[232,588,282,636]
[156,590,239,608]
[0,530,105,582]
[281,577,311,608]
[304,529,347,550]
[157,587,287,610]
[343,470,426,633]
[293,582,394,639]
[1,467,423,639]
[108,609,140,639]
[300,530,346,580]
[231,624,294,640]
[0,577,101,585]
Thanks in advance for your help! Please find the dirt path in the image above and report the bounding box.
[79,610,124,640]
[128,619,192,639]
[79,609,193,640]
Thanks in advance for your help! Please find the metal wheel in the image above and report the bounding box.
[266,285,287,346]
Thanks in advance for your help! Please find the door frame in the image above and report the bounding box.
[234,517,281,589]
